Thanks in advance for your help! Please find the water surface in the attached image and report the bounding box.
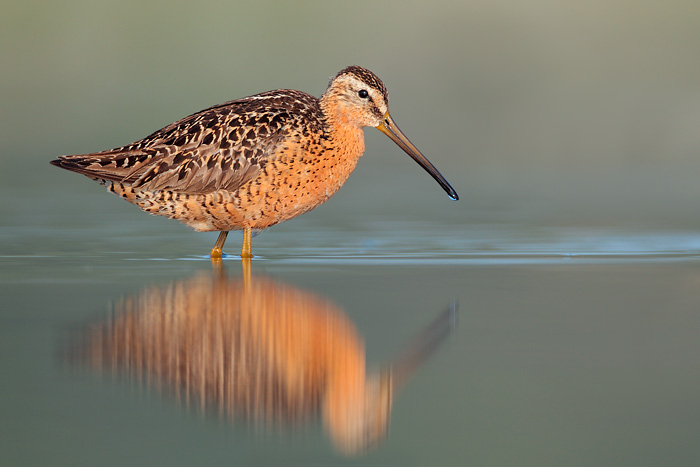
[2,222,699,466]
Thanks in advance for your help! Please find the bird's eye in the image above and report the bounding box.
[358,89,369,99]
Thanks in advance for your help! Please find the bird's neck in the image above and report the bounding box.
[319,93,366,160]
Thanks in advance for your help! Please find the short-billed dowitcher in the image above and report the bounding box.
[51,66,458,258]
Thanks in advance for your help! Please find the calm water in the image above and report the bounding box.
[3,1,700,465]
[2,220,700,466]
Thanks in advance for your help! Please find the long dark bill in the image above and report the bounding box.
[377,112,459,201]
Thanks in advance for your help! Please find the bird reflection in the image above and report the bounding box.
[73,260,456,454]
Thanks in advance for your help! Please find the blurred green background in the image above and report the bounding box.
[2,0,700,234]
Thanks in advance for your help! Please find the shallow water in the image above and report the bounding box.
[2,220,700,466]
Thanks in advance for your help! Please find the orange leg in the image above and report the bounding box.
[241,227,253,258]
[210,231,229,259]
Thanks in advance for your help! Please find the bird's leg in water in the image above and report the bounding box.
[241,227,253,258]
[211,231,229,259]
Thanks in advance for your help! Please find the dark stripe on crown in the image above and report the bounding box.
[333,66,389,103]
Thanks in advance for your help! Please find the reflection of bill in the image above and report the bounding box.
[73,262,456,455]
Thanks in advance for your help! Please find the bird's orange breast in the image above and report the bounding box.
[216,122,366,229]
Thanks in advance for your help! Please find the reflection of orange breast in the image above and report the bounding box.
[82,273,367,426]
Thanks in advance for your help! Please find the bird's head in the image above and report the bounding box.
[322,66,458,201]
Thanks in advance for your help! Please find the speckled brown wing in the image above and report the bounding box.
[52,90,323,195]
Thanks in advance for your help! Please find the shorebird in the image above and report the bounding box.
[51,66,458,258]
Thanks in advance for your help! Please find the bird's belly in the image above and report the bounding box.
[228,153,361,229]
[121,164,355,233]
